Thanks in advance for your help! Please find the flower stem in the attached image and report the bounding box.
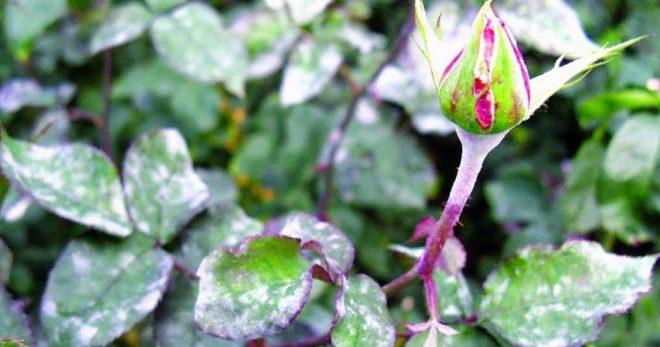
[417,128,505,277]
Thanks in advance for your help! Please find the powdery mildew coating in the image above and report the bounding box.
[89,3,153,54]
[0,135,132,236]
[150,2,247,89]
[279,212,354,274]
[123,128,210,244]
[194,237,313,340]
[280,37,343,106]
[480,241,658,347]
[331,275,395,347]
[41,236,173,346]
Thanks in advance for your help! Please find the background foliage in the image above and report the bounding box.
[0,0,658,346]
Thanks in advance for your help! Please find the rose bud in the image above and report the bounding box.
[436,0,530,134]
[414,0,642,136]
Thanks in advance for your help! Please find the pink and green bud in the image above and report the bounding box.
[437,1,530,134]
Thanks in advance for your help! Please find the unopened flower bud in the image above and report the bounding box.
[437,1,530,134]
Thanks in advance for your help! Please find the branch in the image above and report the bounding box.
[316,9,415,221]
[99,49,114,161]
[276,333,330,347]
[383,267,419,297]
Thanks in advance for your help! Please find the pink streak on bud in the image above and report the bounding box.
[441,50,463,85]
[499,19,531,104]
[473,18,496,130]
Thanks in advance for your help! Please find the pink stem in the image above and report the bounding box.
[417,128,505,277]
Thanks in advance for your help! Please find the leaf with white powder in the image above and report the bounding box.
[280,38,342,106]
[123,129,209,244]
[330,275,395,347]
[480,241,658,347]
[41,235,173,346]
[195,237,313,340]
[90,3,153,54]
[0,133,132,236]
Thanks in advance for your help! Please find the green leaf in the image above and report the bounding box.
[485,172,546,223]
[496,0,600,58]
[330,274,395,347]
[41,235,173,346]
[178,204,263,271]
[146,0,185,12]
[334,120,436,210]
[560,138,604,233]
[150,2,247,96]
[577,90,660,127]
[194,237,313,340]
[123,129,209,243]
[0,186,31,223]
[280,38,343,106]
[406,326,497,347]
[0,134,132,236]
[603,115,659,193]
[195,169,238,208]
[264,0,332,25]
[3,0,67,55]
[480,241,658,347]
[0,79,75,113]
[0,287,30,342]
[279,212,354,274]
[112,60,221,135]
[0,239,11,285]
[90,3,153,54]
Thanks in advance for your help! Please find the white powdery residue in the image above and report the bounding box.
[163,130,188,157]
[135,290,161,314]
[42,299,57,317]
[77,325,98,345]
[71,252,91,273]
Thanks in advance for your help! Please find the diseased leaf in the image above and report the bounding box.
[279,212,354,274]
[195,169,238,208]
[150,2,247,96]
[330,275,395,347]
[496,0,600,58]
[195,237,313,340]
[406,326,496,347]
[0,79,75,113]
[0,287,31,342]
[264,0,331,25]
[41,235,173,347]
[0,134,132,236]
[155,205,262,346]
[334,121,436,210]
[154,277,242,347]
[90,3,153,54]
[480,241,658,347]
[434,270,474,323]
[230,9,299,79]
[123,129,209,243]
[146,0,185,12]
[3,0,67,53]
[0,186,31,223]
[561,138,604,233]
[280,38,342,106]
[0,239,11,285]
[178,204,263,271]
